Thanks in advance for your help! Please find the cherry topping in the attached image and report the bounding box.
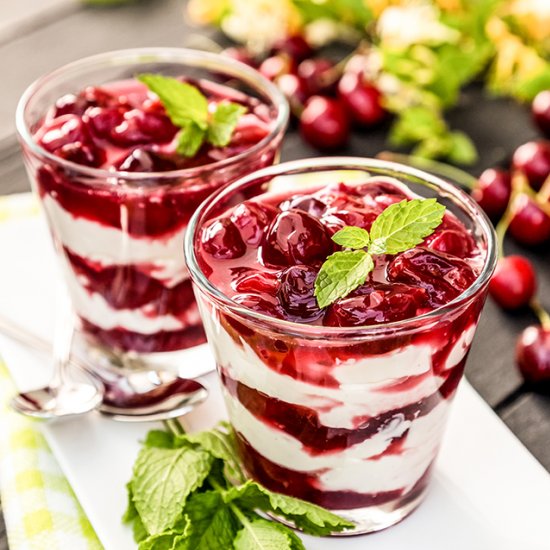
[511,140,550,191]
[110,109,178,146]
[471,168,511,221]
[233,270,278,294]
[279,195,327,218]
[516,325,550,385]
[86,106,127,139]
[337,72,385,127]
[80,86,119,108]
[300,96,349,150]
[262,210,331,266]
[489,255,537,310]
[233,293,283,318]
[277,265,322,321]
[56,142,105,167]
[230,201,277,246]
[114,148,178,172]
[424,229,474,257]
[51,93,87,118]
[324,284,429,327]
[532,90,550,138]
[38,115,90,153]
[202,218,246,259]
[387,248,476,306]
[508,195,550,246]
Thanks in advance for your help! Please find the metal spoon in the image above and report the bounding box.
[2,314,208,422]
[10,294,104,419]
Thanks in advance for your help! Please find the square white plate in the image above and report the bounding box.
[1,194,549,550]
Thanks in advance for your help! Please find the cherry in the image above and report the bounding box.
[300,96,349,150]
[201,218,246,259]
[50,93,87,118]
[276,74,308,110]
[424,229,474,257]
[532,90,550,137]
[471,168,512,220]
[259,55,294,82]
[272,35,313,62]
[230,115,270,145]
[233,293,283,318]
[324,283,429,327]
[230,201,278,246]
[86,106,127,139]
[387,248,476,306]
[516,325,550,385]
[324,208,379,231]
[110,109,178,146]
[262,210,332,266]
[234,270,278,294]
[79,86,119,108]
[114,148,178,172]
[297,58,335,96]
[511,140,550,191]
[279,195,326,218]
[38,115,90,153]
[489,255,536,310]
[277,265,322,321]
[337,72,385,127]
[508,194,550,246]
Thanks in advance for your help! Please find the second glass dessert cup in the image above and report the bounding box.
[16,47,288,374]
[185,158,497,534]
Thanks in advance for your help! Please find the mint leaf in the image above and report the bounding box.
[144,430,178,449]
[183,425,244,483]
[182,491,239,549]
[369,198,446,255]
[233,518,305,550]
[132,446,213,534]
[331,226,370,249]
[177,122,206,157]
[207,102,247,147]
[225,481,354,536]
[138,523,190,550]
[137,74,208,129]
[314,250,374,309]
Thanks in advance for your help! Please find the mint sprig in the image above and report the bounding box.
[314,198,446,308]
[137,74,247,157]
[123,423,353,549]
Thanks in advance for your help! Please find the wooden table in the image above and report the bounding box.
[0,1,549,548]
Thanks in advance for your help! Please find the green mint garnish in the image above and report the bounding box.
[137,73,247,157]
[123,423,353,548]
[314,198,446,308]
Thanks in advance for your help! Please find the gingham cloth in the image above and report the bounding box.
[0,362,103,550]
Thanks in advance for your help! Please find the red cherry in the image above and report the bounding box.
[277,265,322,321]
[489,256,537,310]
[262,210,332,266]
[110,109,178,146]
[56,142,105,167]
[79,86,119,108]
[38,115,90,153]
[230,201,278,246]
[471,168,512,220]
[300,96,350,150]
[424,229,474,257]
[233,293,283,318]
[114,148,178,172]
[276,74,308,110]
[511,140,550,191]
[279,194,327,218]
[297,58,335,96]
[516,325,550,385]
[201,218,246,259]
[86,106,127,139]
[508,195,550,246]
[337,72,385,127]
[272,35,313,62]
[532,90,550,137]
[50,93,87,118]
[259,55,294,82]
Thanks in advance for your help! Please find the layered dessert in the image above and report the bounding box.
[27,77,281,354]
[194,177,489,522]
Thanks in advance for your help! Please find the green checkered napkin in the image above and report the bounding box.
[0,362,103,549]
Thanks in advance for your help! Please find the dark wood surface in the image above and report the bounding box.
[1,1,549,548]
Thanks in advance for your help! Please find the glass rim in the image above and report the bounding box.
[15,47,289,182]
[184,156,498,340]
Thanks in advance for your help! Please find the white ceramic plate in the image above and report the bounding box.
[1,194,549,550]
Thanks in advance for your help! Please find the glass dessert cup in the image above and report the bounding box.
[185,158,497,534]
[16,47,288,374]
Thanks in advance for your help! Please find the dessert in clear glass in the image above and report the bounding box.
[185,158,497,534]
[16,48,288,370]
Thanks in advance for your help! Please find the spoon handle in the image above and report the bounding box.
[0,314,51,353]
[50,286,75,388]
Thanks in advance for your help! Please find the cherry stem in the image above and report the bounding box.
[495,210,512,259]
[376,152,479,190]
[530,299,550,330]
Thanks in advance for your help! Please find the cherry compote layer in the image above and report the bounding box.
[31,78,278,353]
[196,178,488,514]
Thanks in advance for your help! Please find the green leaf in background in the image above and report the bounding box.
[331,226,370,249]
[513,67,550,102]
[182,491,239,549]
[233,518,306,550]
[446,131,478,165]
[137,74,209,129]
[132,446,213,535]
[369,198,446,255]
[294,0,372,27]
[207,102,247,147]
[225,480,354,536]
[389,105,447,146]
[314,250,374,309]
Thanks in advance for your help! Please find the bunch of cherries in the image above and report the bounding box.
[472,89,550,389]
[222,36,386,150]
